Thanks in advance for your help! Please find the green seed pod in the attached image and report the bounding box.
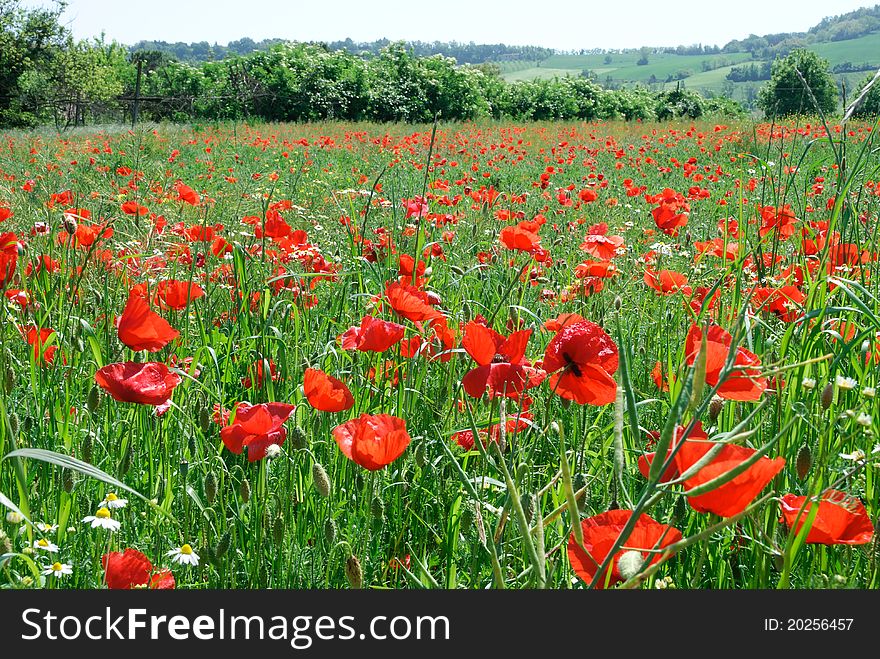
[414,441,427,468]
[288,425,308,450]
[522,492,535,525]
[179,460,189,480]
[324,517,337,544]
[81,433,93,464]
[459,503,474,533]
[21,416,33,433]
[821,382,835,410]
[370,496,385,520]
[203,471,218,505]
[344,554,363,589]
[198,408,211,433]
[273,513,285,544]
[4,366,15,394]
[312,462,331,498]
[796,444,812,481]
[672,494,688,522]
[62,469,76,494]
[214,530,232,560]
[87,386,100,413]
[188,435,196,455]
[8,412,19,437]
[239,478,251,503]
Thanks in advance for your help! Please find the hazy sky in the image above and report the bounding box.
[21,0,875,50]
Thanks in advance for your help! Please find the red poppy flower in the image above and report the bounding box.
[117,291,179,352]
[644,268,691,295]
[542,320,618,405]
[303,368,354,412]
[637,422,708,483]
[22,326,58,365]
[684,325,766,401]
[72,222,113,248]
[385,281,444,323]
[779,490,874,545]
[751,286,805,323]
[0,207,11,222]
[175,182,200,205]
[650,188,690,236]
[759,204,798,239]
[543,313,586,332]
[155,280,205,310]
[460,321,543,400]
[102,549,175,589]
[673,440,785,517]
[121,201,149,216]
[580,232,625,260]
[499,223,541,253]
[567,510,682,588]
[94,362,181,406]
[341,315,405,353]
[0,232,20,288]
[221,402,296,461]
[332,413,411,471]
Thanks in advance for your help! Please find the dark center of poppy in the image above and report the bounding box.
[563,353,582,377]
[492,353,508,364]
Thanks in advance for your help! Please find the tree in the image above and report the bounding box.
[757,49,837,117]
[848,71,880,119]
[636,47,650,66]
[0,0,68,126]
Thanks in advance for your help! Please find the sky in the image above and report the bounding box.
[20,0,877,50]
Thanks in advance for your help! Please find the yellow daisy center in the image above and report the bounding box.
[105,493,118,502]
[180,544,193,555]
[37,539,49,547]
[95,507,111,519]
[51,562,63,571]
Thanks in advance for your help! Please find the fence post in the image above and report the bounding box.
[132,59,143,128]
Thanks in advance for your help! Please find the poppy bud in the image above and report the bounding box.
[0,530,11,555]
[240,478,251,503]
[62,215,77,235]
[772,552,784,572]
[204,471,218,504]
[198,407,211,433]
[459,503,474,533]
[4,367,14,394]
[613,295,622,311]
[289,425,307,450]
[523,492,535,524]
[608,499,620,511]
[709,396,724,422]
[672,494,688,522]
[179,459,189,480]
[821,382,835,410]
[449,265,464,276]
[273,513,285,544]
[87,386,100,413]
[8,412,19,437]
[313,462,331,498]
[324,518,337,544]
[62,469,76,493]
[214,530,232,560]
[344,554,363,589]
[371,496,385,520]
[81,433,92,464]
[21,415,33,433]
[617,550,644,581]
[414,441,427,468]
[796,444,811,481]
[685,230,692,246]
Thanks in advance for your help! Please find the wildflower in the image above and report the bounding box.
[33,538,59,553]
[802,377,816,390]
[83,507,121,531]
[34,522,59,533]
[102,549,175,589]
[863,387,876,398]
[303,368,354,412]
[542,320,619,406]
[6,511,23,524]
[42,562,73,578]
[779,490,873,545]
[332,414,411,471]
[94,362,181,406]
[167,543,200,566]
[116,290,180,352]
[101,493,127,509]
[460,321,544,400]
[856,413,872,427]
[835,375,857,391]
[220,402,296,461]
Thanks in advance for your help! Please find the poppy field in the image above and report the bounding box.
[0,117,878,590]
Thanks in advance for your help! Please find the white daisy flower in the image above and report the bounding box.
[33,538,59,553]
[5,511,23,524]
[167,543,200,566]
[863,387,875,398]
[802,377,816,390]
[100,493,128,509]
[82,507,121,532]
[839,449,866,461]
[856,413,872,428]
[33,522,59,534]
[836,375,858,391]
[42,562,72,578]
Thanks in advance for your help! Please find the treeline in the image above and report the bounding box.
[130,37,555,65]
[0,2,745,130]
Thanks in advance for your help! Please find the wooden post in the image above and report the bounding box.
[132,59,143,127]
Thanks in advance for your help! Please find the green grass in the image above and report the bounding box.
[0,117,878,591]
